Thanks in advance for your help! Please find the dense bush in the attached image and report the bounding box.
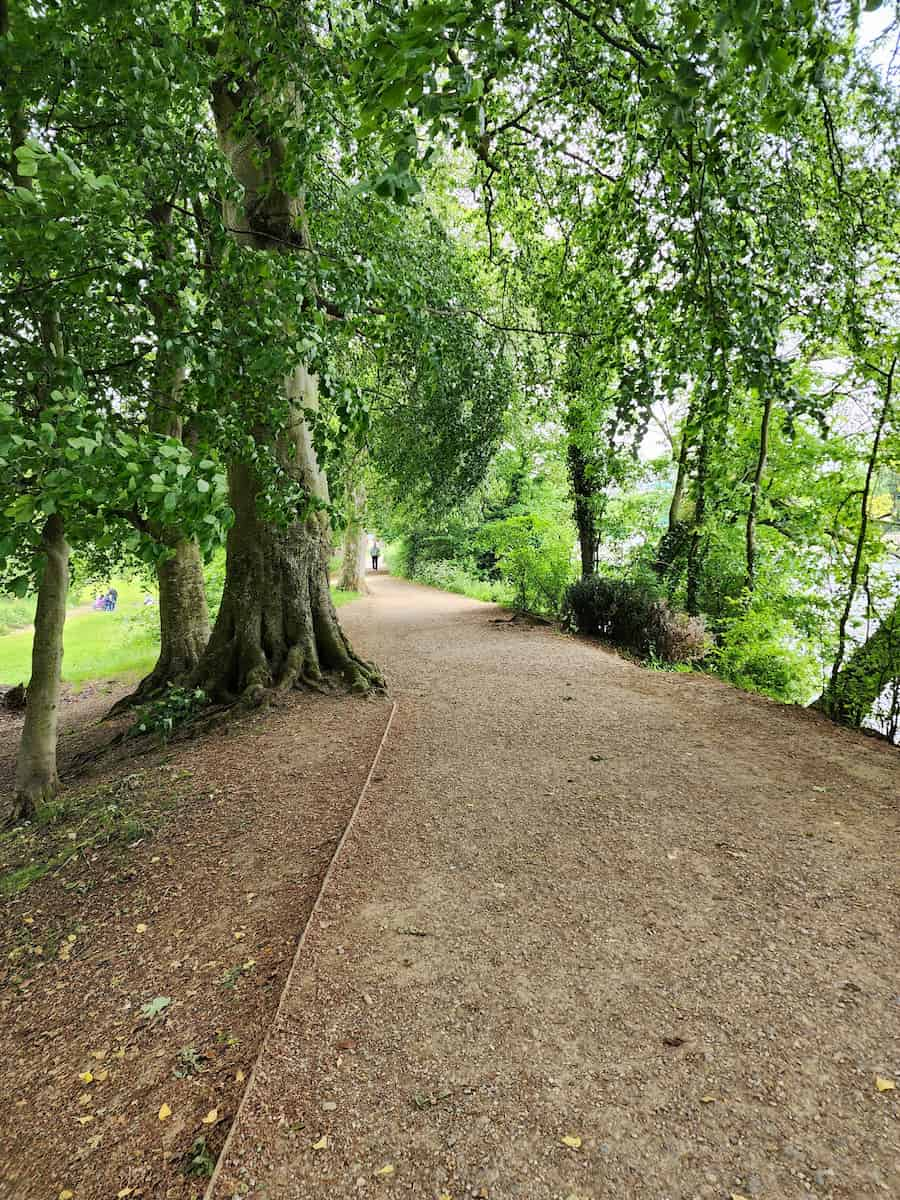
[712,602,820,703]
[475,515,575,614]
[410,559,505,603]
[564,574,707,664]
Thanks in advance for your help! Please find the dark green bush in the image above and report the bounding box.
[564,575,707,664]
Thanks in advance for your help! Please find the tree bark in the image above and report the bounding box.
[192,54,381,701]
[338,482,369,593]
[9,515,70,822]
[194,378,377,702]
[567,441,598,577]
[817,593,900,728]
[745,388,774,594]
[827,357,895,704]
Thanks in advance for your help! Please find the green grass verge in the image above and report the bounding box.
[331,588,359,608]
[0,584,359,687]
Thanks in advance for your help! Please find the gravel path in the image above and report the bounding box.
[212,574,899,1200]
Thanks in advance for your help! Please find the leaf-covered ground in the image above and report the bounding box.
[0,684,391,1200]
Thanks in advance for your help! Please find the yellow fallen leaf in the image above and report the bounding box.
[235,1069,245,1083]
[375,1164,395,1176]
[561,1135,582,1149]
[89,1049,107,1061]
[76,1116,93,1125]
[117,1190,135,1199]
[875,1076,895,1092]
[700,1095,716,1104]
[78,1071,93,1084]
[731,1195,752,1200]
[59,1191,74,1199]
[201,1109,218,1125]
[95,1070,109,1082]
[312,1135,328,1150]
[158,1103,172,1121]
[77,1092,92,1106]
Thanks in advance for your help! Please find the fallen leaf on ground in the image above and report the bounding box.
[561,1135,582,1148]
[158,1103,172,1120]
[201,1109,218,1124]
[78,1071,93,1084]
[135,924,147,933]
[731,1194,752,1199]
[75,1116,93,1126]
[139,996,171,1020]
[336,1039,357,1051]
[117,1190,135,1199]
[375,1164,395,1176]
[311,1135,328,1150]
[235,1069,245,1083]
[700,1095,716,1104]
[58,1191,74,1199]
[875,1076,895,1092]
[89,1049,107,1061]
[95,1069,109,1082]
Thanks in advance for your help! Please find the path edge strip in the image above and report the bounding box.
[203,698,399,1199]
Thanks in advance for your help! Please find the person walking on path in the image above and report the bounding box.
[370,539,381,571]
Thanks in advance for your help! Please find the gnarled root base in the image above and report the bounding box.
[190,471,383,706]
[5,772,59,827]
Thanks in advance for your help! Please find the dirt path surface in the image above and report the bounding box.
[210,575,899,1200]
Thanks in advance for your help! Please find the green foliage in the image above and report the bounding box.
[135,686,207,740]
[476,516,575,614]
[408,559,507,604]
[712,600,821,704]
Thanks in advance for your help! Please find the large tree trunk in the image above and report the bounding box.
[9,515,69,822]
[817,591,900,728]
[194,52,380,702]
[194,370,380,703]
[338,483,369,593]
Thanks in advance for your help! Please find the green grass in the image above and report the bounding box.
[331,588,359,608]
[0,582,360,686]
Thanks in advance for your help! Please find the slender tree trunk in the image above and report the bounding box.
[685,428,708,616]
[338,483,369,593]
[817,593,900,727]
[567,441,598,577]
[193,60,380,701]
[826,358,895,706]
[668,428,690,532]
[745,389,774,594]
[9,516,70,821]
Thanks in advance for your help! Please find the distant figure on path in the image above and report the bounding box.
[104,587,118,612]
[370,539,381,571]
[92,594,106,611]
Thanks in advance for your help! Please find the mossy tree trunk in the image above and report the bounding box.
[9,515,70,821]
[817,594,900,728]
[567,441,599,578]
[192,64,381,702]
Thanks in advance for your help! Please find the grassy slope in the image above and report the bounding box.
[0,583,361,688]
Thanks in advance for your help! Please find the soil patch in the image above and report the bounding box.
[0,684,392,1200]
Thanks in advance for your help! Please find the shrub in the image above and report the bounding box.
[564,574,706,664]
[647,603,709,664]
[712,606,819,703]
[476,515,575,615]
[411,559,505,603]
